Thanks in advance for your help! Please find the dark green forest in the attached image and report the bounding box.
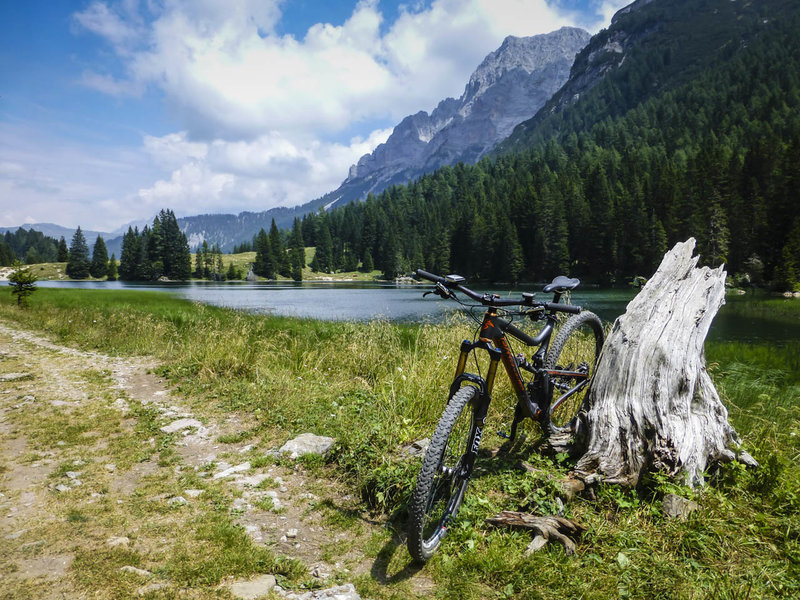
[289,0,800,288]
[0,229,61,266]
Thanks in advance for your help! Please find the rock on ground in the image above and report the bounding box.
[663,493,701,521]
[229,574,277,599]
[279,434,335,459]
[277,583,361,600]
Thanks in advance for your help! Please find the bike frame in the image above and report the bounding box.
[446,304,591,475]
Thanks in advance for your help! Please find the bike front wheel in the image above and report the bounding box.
[544,311,604,434]
[407,385,480,563]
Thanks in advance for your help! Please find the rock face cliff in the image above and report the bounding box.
[328,26,590,207]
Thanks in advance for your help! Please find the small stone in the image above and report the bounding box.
[184,489,204,498]
[136,582,168,596]
[4,529,27,540]
[278,433,335,459]
[65,471,81,479]
[234,473,271,488]
[279,486,288,493]
[239,444,255,453]
[107,536,130,548]
[280,535,287,543]
[278,583,361,599]
[105,464,117,472]
[401,438,430,457]
[168,496,188,506]
[0,372,32,382]
[229,574,277,600]
[72,459,85,466]
[286,528,298,539]
[245,525,262,542]
[266,491,282,510]
[663,494,700,521]
[160,418,203,434]
[213,462,251,480]
[120,565,152,577]
[55,484,71,493]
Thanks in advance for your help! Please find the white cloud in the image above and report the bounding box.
[137,127,393,214]
[76,0,590,142]
[13,0,625,230]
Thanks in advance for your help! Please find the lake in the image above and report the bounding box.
[36,280,800,344]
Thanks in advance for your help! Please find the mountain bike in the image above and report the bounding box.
[407,269,604,563]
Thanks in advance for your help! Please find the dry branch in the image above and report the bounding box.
[486,511,586,554]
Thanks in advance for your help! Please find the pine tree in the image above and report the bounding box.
[361,248,374,273]
[253,229,275,278]
[215,251,224,280]
[195,245,205,278]
[118,227,140,281]
[312,221,333,273]
[226,261,238,280]
[159,209,191,280]
[270,219,289,277]
[66,227,91,279]
[8,262,37,308]
[57,237,69,262]
[288,218,305,282]
[774,218,800,291]
[107,253,118,281]
[24,247,42,265]
[90,236,109,278]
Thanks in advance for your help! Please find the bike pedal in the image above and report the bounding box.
[497,430,510,439]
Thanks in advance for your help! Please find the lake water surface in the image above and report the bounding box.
[37,280,799,344]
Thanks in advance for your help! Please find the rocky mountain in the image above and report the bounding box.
[128,26,591,251]
[325,26,590,208]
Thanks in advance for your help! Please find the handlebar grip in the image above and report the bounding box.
[544,302,582,314]
[414,269,444,284]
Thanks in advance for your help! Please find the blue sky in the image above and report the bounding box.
[0,0,627,232]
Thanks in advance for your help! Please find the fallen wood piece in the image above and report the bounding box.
[486,511,586,555]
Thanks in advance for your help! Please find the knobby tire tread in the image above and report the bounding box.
[544,311,604,433]
[407,385,479,563]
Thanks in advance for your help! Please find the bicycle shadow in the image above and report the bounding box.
[369,524,426,586]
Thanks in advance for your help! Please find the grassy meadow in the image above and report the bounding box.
[1,287,798,599]
[23,249,384,282]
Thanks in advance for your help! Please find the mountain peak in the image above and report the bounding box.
[336,26,590,205]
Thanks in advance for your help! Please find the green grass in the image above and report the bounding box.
[1,287,798,599]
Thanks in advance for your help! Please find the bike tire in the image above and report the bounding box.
[407,385,480,563]
[544,311,604,434]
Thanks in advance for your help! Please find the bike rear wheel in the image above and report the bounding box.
[544,311,604,434]
[407,385,480,563]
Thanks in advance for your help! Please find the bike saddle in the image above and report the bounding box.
[543,275,580,293]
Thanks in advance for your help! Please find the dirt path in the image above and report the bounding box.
[0,319,430,599]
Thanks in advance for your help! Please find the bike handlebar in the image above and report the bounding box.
[413,269,582,314]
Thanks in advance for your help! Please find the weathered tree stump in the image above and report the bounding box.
[566,239,756,488]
